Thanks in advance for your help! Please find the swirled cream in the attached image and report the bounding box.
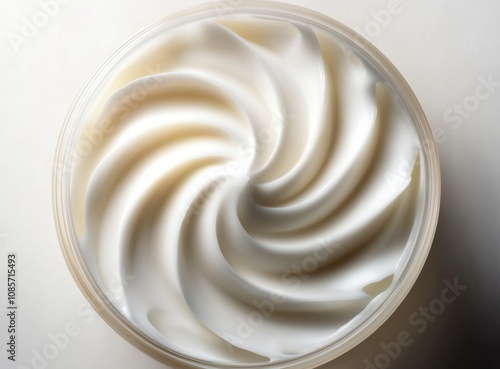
[70,16,423,365]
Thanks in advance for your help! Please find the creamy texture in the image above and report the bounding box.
[71,18,423,365]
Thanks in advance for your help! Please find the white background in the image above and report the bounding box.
[1,0,499,368]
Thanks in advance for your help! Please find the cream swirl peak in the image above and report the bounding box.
[70,17,423,365]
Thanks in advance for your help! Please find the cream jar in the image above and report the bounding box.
[53,2,440,368]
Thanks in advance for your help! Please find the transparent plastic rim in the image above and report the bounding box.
[52,1,441,368]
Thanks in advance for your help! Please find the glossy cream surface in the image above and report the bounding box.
[70,17,423,364]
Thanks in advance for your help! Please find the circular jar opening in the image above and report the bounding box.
[53,2,440,368]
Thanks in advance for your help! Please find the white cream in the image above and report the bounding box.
[70,18,423,365]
